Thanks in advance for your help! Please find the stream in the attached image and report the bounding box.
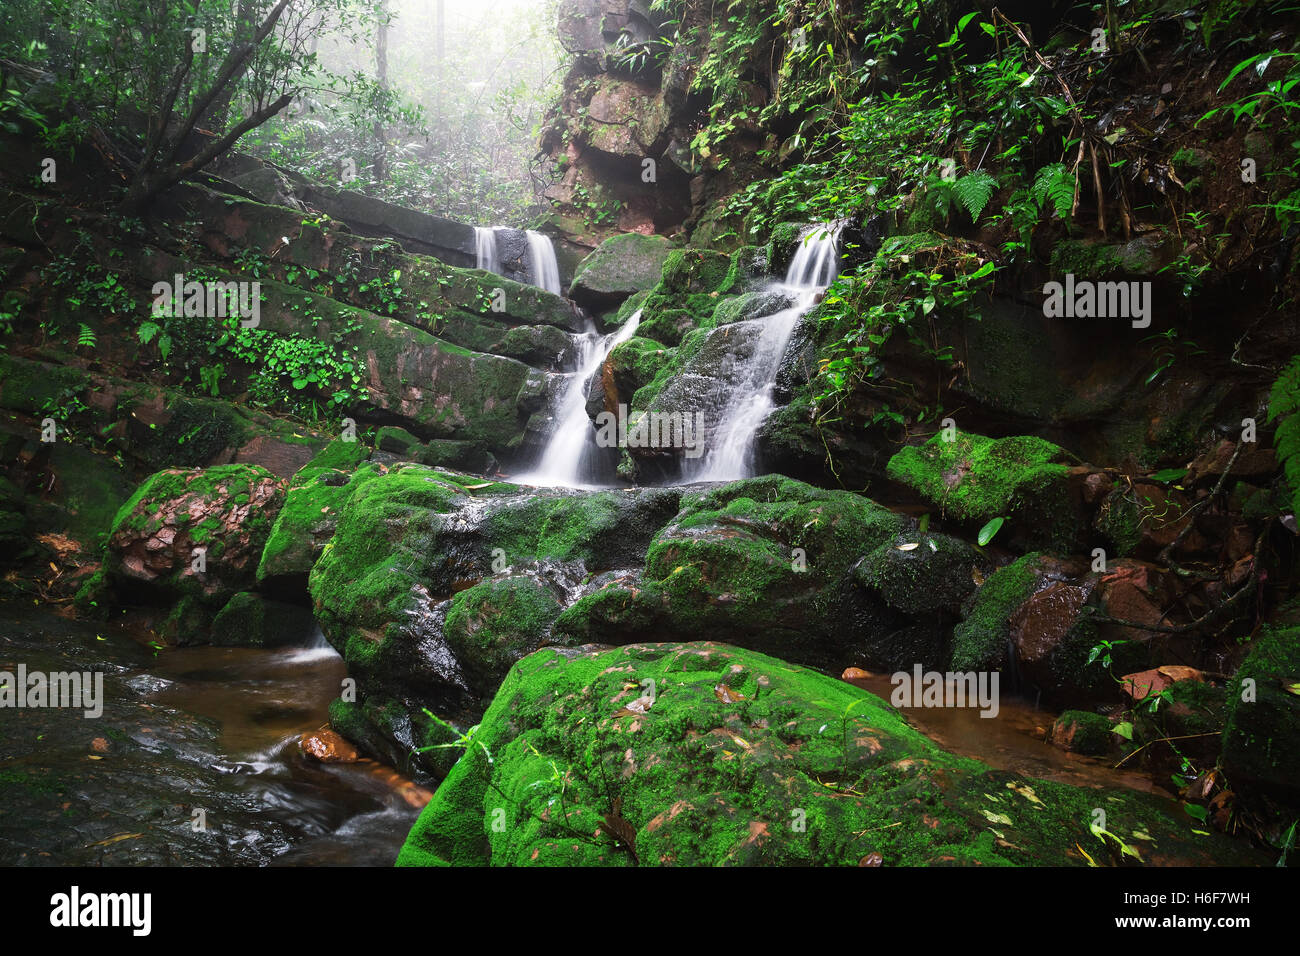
[0,600,423,867]
[1,595,1181,867]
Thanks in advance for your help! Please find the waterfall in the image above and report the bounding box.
[526,230,562,295]
[516,310,643,488]
[681,222,843,483]
[474,226,500,274]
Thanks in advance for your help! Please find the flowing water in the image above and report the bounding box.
[0,601,424,866]
[526,229,563,296]
[474,225,500,275]
[514,309,642,488]
[681,222,843,482]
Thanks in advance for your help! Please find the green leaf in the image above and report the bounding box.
[1113,721,1133,740]
[977,516,1004,546]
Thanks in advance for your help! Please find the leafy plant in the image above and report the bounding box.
[1267,354,1300,516]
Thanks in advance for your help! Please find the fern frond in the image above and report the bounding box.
[1030,163,1075,219]
[137,321,160,345]
[77,323,96,348]
[1269,355,1300,514]
[953,170,996,222]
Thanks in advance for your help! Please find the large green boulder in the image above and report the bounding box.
[554,476,908,669]
[397,641,1251,866]
[568,233,674,311]
[886,431,1079,550]
[256,438,374,594]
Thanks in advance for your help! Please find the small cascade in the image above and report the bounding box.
[681,222,843,483]
[516,309,643,488]
[525,229,563,295]
[474,225,500,274]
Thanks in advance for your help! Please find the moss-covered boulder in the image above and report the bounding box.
[256,439,373,595]
[1049,710,1117,756]
[398,641,1250,866]
[950,553,1044,672]
[442,575,567,701]
[604,336,672,408]
[1222,625,1300,799]
[309,473,682,762]
[554,476,908,669]
[105,465,284,609]
[567,233,674,312]
[886,431,1079,550]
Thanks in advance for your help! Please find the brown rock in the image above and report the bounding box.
[299,728,359,763]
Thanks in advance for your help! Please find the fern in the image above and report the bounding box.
[76,323,96,349]
[1268,354,1300,515]
[1030,162,1075,219]
[953,170,996,221]
[137,321,160,345]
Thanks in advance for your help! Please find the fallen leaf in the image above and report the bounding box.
[841,666,872,679]
[714,683,745,703]
[896,542,920,551]
[91,737,109,753]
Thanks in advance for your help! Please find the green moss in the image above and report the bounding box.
[858,532,985,616]
[443,576,565,696]
[398,641,1241,866]
[1052,710,1115,756]
[659,249,731,295]
[951,553,1042,671]
[886,431,1077,550]
[1222,624,1300,797]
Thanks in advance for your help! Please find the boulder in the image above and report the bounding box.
[568,233,674,312]
[105,465,284,608]
[398,641,1252,866]
[886,431,1081,551]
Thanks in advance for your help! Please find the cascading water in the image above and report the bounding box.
[681,222,843,482]
[474,225,500,274]
[515,309,642,488]
[525,229,563,295]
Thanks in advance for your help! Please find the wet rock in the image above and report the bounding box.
[256,440,374,596]
[211,592,316,648]
[1049,710,1117,756]
[300,728,360,763]
[398,641,1254,866]
[553,475,907,670]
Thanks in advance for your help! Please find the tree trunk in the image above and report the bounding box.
[372,0,389,185]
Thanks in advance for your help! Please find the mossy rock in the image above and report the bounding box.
[568,234,674,311]
[309,474,675,738]
[1049,710,1116,756]
[397,641,1252,866]
[659,249,731,295]
[554,475,907,669]
[951,553,1044,672]
[442,575,567,701]
[606,336,672,406]
[886,431,1079,551]
[256,440,374,595]
[105,464,284,608]
[857,531,988,618]
[210,591,316,648]
[1222,625,1300,800]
